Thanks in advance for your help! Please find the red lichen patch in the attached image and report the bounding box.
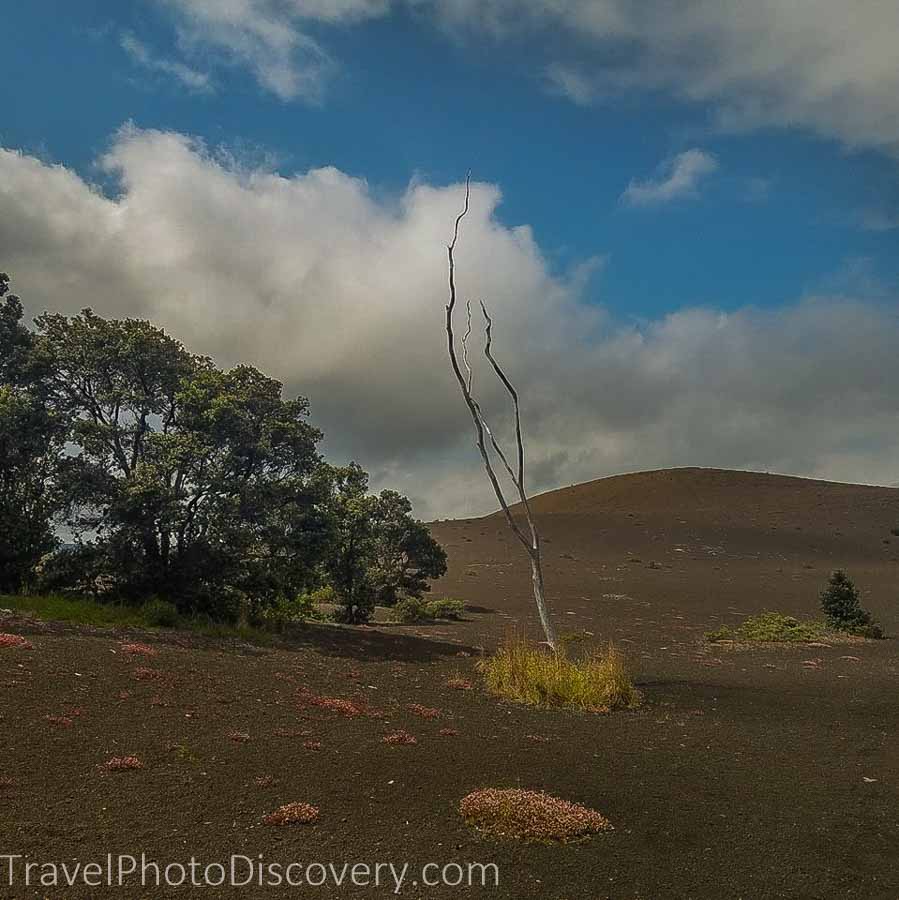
[382,730,417,746]
[460,789,612,843]
[262,802,319,826]
[228,731,251,743]
[45,715,74,728]
[303,740,323,751]
[67,707,85,718]
[117,690,132,701]
[133,667,162,681]
[0,634,32,650]
[101,756,145,773]
[438,728,459,737]
[273,727,312,738]
[525,734,550,744]
[121,643,158,658]
[303,695,382,718]
[446,676,473,691]
[407,703,441,719]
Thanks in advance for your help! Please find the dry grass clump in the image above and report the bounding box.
[460,788,612,843]
[0,634,32,649]
[446,675,473,691]
[407,703,441,719]
[382,730,417,745]
[263,802,319,826]
[479,636,640,711]
[102,756,144,772]
[438,728,459,737]
[121,642,158,657]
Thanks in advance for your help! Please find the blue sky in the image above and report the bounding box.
[6,1,897,319]
[3,1,899,516]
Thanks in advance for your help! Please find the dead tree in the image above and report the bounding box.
[445,175,558,652]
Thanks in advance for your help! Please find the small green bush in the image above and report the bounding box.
[424,597,465,620]
[392,596,465,623]
[142,598,179,628]
[706,612,827,643]
[392,597,430,623]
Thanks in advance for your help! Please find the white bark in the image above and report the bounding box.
[445,175,558,651]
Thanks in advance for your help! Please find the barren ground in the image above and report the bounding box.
[2,468,898,898]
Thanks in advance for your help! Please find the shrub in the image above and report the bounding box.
[392,597,430,623]
[706,612,827,643]
[392,596,465,623]
[460,788,612,843]
[820,570,874,629]
[479,636,640,711]
[425,597,465,619]
[142,598,179,628]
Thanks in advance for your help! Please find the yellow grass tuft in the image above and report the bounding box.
[479,635,640,711]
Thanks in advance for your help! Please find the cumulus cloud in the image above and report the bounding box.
[2,127,899,519]
[621,149,718,207]
[121,32,213,93]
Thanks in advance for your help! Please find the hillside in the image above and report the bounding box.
[430,467,899,641]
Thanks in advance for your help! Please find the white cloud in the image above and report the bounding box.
[156,0,390,100]
[423,0,899,157]
[3,127,899,519]
[142,3,899,160]
[621,149,718,207]
[121,32,213,92]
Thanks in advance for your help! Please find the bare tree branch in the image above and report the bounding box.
[445,174,558,650]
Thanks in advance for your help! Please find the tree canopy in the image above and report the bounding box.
[0,275,445,621]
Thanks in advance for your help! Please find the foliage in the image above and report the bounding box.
[0,274,63,592]
[325,466,446,623]
[3,280,446,620]
[34,308,331,618]
[705,612,827,643]
[392,596,465,623]
[819,570,874,629]
[368,491,447,606]
[479,636,640,711]
[142,598,179,628]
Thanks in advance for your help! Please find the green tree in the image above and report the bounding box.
[325,463,378,624]
[369,490,447,606]
[324,472,447,622]
[0,275,62,591]
[819,569,872,629]
[36,309,330,618]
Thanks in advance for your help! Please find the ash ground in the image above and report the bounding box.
[2,469,897,898]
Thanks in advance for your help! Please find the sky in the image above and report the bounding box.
[2,0,899,518]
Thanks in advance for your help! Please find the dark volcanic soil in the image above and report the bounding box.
[2,468,898,899]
